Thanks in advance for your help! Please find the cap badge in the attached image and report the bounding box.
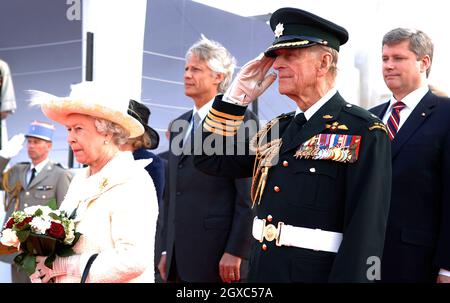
[274,23,284,38]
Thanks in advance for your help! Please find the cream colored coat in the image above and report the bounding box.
[55,151,158,283]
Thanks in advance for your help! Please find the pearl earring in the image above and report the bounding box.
[104,140,109,145]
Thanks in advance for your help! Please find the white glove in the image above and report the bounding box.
[223,53,277,106]
[0,134,25,159]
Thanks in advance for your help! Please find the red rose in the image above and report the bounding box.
[15,217,32,230]
[46,222,65,239]
[5,217,14,229]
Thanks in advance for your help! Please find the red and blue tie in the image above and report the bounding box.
[386,101,406,140]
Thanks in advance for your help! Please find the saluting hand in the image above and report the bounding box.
[223,53,277,106]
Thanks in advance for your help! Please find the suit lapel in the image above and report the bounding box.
[391,91,437,159]
[372,101,390,119]
[178,111,194,163]
[281,93,345,155]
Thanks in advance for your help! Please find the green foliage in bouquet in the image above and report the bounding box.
[0,199,81,275]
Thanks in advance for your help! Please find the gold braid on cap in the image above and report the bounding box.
[2,170,22,212]
[250,118,283,208]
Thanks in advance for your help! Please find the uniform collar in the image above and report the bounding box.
[295,87,337,120]
[31,157,50,174]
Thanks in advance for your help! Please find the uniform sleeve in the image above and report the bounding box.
[0,156,12,190]
[194,95,257,178]
[55,169,73,207]
[222,110,259,259]
[329,126,392,282]
[224,176,254,259]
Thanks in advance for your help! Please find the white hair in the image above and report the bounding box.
[94,118,129,145]
[186,34,236,94]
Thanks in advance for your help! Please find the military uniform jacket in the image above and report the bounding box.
[195,93,392,282]
[370,91,450,282]
[0,156,73,264]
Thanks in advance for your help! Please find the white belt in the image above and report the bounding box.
[252,217,343,253]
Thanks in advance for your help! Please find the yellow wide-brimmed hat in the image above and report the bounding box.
[29,82,144,138]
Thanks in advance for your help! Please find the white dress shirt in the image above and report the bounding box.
[381,85,429,131]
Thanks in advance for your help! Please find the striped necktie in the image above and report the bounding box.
[386,101,406,140]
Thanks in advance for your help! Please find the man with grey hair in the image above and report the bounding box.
[370,28,450,283]
[158,35,257,282]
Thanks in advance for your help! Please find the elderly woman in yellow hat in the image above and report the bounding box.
[28,82,158,283]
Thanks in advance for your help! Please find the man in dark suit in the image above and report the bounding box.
[157,35,256,283]
[370,28,450,283]
[194,8,392,282]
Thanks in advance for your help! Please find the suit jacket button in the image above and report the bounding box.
[24,203,28,207]
[274,186,280,192]
[282,161,289,167]
[25,192,30,196]
[178,164,183,169]
[309,167,316,173]
[176,192,181,196]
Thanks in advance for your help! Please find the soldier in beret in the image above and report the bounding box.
[194,7,392,282]
[0,121,73,283]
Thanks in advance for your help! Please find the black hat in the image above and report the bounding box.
[265,7,349,57]
[128,100,160,150]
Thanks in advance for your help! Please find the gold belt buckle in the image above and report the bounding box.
[260,219,284,246]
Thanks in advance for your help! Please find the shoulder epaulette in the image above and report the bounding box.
[54,163,65,169]
[342,103,374,122]
[369,121,388,134]
[342,103,387,133]
[277,111,295,120]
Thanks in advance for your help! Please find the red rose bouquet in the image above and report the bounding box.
[0,199,81,275]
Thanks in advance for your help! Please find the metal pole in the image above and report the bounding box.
[252,98,259,116]
[68,31,94,168]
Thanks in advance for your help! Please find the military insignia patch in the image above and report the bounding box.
[326,121,349,131]
[294,133,361,163]
[274,23,284,38]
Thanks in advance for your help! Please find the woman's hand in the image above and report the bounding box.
[29,256,54,283]
[29,255,73,283]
